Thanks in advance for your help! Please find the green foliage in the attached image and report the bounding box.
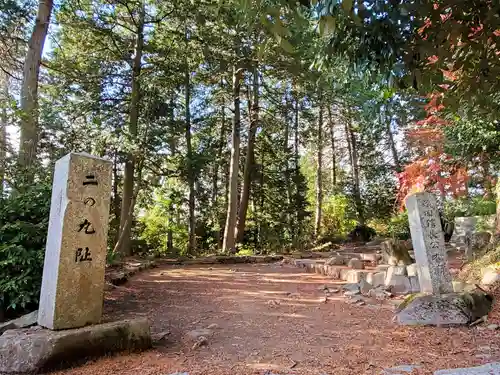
[138,185,188,257]
[444,197,496,220]
[321,194,357,239]
[368,211,410,240]
[0,184,51,312]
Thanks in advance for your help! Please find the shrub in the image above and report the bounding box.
[321,194,358,239]
[444,196,496,220]
[0,184,51,313]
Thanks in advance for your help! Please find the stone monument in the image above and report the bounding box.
[38,153,112,330]
[405,192,453,294]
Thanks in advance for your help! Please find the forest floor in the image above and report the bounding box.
[51,260,500,375]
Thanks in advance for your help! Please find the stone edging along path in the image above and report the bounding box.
[105,255,285,287]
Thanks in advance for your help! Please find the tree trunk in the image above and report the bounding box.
[212,81,226,248]
[235,66,258,243]
[345,108,364,225]
[0,74,8,196]
[222,66,243,253]
[293,86,301,247]
[495,179,500,242]
[117,3,145,256]
[314,95,323,239]
[327,105,336,188]
[185,29,196,254]
[383,103,400,171]
[18,0,53,171]
[112,153,121,244]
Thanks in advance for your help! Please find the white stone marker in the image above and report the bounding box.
[405,192,453,294]
[38,153,112,330]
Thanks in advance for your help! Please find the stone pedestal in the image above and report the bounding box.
[405,192,453,294]
[38,153,112,330]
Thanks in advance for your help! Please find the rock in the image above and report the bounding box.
[360,253,381,263]
[387,265,408,277]
[359,279,373,295]
[343,283,360,293]
[487,324,499,330]
[348,258,364,269]
[366,271,386,287]
[152,331,170,343]
[481,267,500,285]
[396,292,493,326]
[406,263,418,277]
[185,328,213,341]
[0,310,38,335]
[386,275,412,295]
[471,231,492,250]
[409,276,420,293]
[345,270,371,283]
[206,323,219,329]
[366,238,385,246]
[343,290,361,297]
[325,256,346,266]
[381,239,413,266]
[191,336,208,349]
[0,318,151,373]
[368,287,392,300]
[434,362,500,375]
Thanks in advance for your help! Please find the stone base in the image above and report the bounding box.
[395,292,493,327]
[0,318,151,374]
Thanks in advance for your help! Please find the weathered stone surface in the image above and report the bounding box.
[405,192,453,294]
[360,253,381,263]
[0,318,151,373]
[387,265,408,277]
[381,239,413,266]
[348,258,364,269]
[434,362,500,375]
[345,270,370,283]
[368,287,392,300]
[359,279,373,295]
[185,328,213,341]
[396,292,493,326]
[38,153,113,330]
[375,264,391,272]
[342,283,360,293]
[325,256,346,266]
[387,276,412,295]
[366,238,385,246]
[406,263,418,277]
[0,310,38,335]
[409,276,421,293]
[367,271,386,287]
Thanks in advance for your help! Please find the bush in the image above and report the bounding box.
[321,194,358,239]
[0,184,51,314]
[369,211,411,240]
[444,196,496,220]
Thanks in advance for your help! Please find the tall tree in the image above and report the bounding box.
[314,92,323,238]
[222,64,243,253]
[18,0,53,171]
[236,66,258,243]
[117,1,145,256]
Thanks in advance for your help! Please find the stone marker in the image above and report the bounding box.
[405,192,453,294]
[38,153,112,330]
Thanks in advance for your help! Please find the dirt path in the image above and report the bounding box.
[53,262,500,375]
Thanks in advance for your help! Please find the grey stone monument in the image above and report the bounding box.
[405,192,453,294]
[38,153,112,330]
